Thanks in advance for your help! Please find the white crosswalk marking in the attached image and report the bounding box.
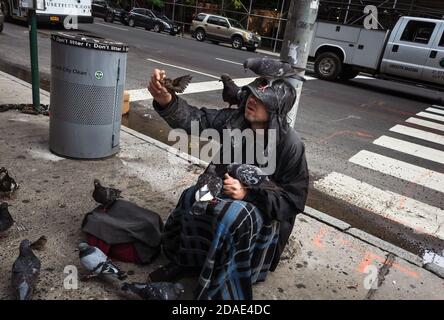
[314,172,444,239]
[389,125,444,146]
[373,135,444,165]
[349,150,444,193]
[406,117,444,132]
[432,105,444,110]
[416,111,444,123]
[426,107,444,116]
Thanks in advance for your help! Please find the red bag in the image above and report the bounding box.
[86,234,143,264]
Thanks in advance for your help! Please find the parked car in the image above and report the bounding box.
[127,8,180,35]
[0,7,4,33]
[191,13,261,52]
[91,0,128,24]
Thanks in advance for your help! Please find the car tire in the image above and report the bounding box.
[0,23,3,33]
[128,18,135,27]
[104,12,114,23]
[338,65,359,81]
[246,47,256,52]
[231,36,243,50]
[195,29,206,42]
[314,52,343,81]
[2,2,11,22]
[153,23,161,33]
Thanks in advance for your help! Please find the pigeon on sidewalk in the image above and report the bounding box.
[0,167,19,198]
[11,239,41,300]
[0,202,14,233]
[121,282,185,300]
[220,73,241,108]
[78,242,127,280]
[92,179,122,211]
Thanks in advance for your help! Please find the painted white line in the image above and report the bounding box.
[390,125,444,146]
[373,135,444,165]
[146,58,220,79]
[416,111,444,123]
[349,150,444,193]
[314,172,444,239]
[355,75,375,80]
[426,107,444,116]
[406,117,444,132]
[215,58,243,66]
[432,105,444,110]
[127,77,256,102]
[95,22,128,31]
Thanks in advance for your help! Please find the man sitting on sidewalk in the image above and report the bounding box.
[147,68,309,300]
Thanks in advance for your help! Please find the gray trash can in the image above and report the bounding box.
[49,33,128,159]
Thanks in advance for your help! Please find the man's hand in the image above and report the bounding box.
[223,173,247,200]
[148,68,173,107]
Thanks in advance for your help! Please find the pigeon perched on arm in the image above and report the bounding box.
[243,58,306,83]
[78,242,127,280]
[0,167,19,198]
[11,240,41,300]
[92,179,122,211]
[161,74,192,96]
[0,202,14,233]
[121,282,185,300]
[226,163,269,187]
[220,73,241,108]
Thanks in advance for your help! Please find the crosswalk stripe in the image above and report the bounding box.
[126,77,256,102]
[389,125,444,146]
[314,172,444,239]
[406,117,444,132]
[349,150,444,193]
[373,135,444,165]
[416,111,444,123]
[432,105,444,110]
[426,107,444,116]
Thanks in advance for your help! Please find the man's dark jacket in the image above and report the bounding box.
[153,96,309,271]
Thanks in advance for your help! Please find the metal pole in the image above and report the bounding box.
[172,0,176,22]
[29,8,40,109]
[344,0,351,24]
[273,0,285,53]
[280,0,319,127]
[246,0,252,30]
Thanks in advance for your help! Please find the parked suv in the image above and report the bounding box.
[91,0,128,24]
[191,13,261,51]
[127,8,180,35]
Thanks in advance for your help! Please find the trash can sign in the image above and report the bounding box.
[95,71,104,80]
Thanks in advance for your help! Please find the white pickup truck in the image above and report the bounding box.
[309,16,444,90]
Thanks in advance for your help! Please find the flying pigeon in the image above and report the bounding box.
[220,73,241,108]
[11,239,41,300]
[92,179,122,211]
[78,242,127,280]
[29,236,47,251]
[121,282,185,300]
[0,202,14,233]
[161,74,193,96]
[243,58,306,83]
[226,163,269,187]
[0,167,19,198]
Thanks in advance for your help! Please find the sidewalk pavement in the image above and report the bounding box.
[0,70,443,300]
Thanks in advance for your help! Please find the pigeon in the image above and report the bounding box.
[0,202,14,233]
[243,58,306,84]
[161,74,192,96]
[0,167,19,198]
[78,242,127,280]
[220,73,241,108]
[29,236,47,251]
[121,282,185,300]
[11,239,41,300]
[92,179,122,211]
[195,164,223,202]
[226,163,269,187]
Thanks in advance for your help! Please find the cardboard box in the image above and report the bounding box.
[122,91,130,115]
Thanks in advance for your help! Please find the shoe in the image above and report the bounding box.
[149,262,185,282]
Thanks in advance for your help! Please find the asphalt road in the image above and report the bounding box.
[1,19,444,257]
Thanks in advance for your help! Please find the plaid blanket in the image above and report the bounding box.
[162,186,279,300]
